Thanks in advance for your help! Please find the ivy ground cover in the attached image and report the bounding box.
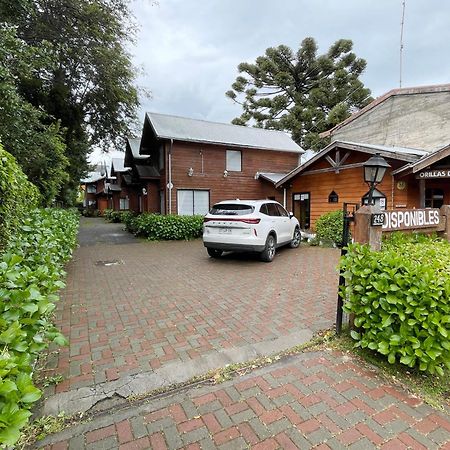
[0,209,79,446]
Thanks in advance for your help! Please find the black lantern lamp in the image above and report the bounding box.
[363,153,390,205]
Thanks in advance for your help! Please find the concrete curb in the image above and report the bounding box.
[43,328,313,416]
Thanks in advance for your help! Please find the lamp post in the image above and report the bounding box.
[363,153,391,205]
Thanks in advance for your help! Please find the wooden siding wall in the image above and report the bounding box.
[288,167,393,228]
[164,141,299,213]
[285,150,431,230]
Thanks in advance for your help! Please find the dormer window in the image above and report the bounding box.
[328,191,339,203]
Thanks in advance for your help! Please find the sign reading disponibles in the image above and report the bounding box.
[382,208,441,231]
[417,169,450,179]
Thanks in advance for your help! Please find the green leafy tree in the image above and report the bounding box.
[0,26,68,205]
[1,0,140,204]
[226,38,372,149]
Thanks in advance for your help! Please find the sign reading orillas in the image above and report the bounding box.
[417,169,450,179]
[382,208,441,231]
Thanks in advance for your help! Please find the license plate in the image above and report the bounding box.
[218,228,232,234]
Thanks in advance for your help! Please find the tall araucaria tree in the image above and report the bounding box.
[226,38,372,150]
[0,0,140,204]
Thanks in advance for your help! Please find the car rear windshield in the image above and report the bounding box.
[210,204,254,215]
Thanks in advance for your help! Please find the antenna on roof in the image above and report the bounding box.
[399,0,406,88]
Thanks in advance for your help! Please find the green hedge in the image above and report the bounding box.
[340,233,450,376]
[103,209,135,224]
[0,144,41,250]
[315,210,343,245]
[0,208,79,446]
[126,214,204,240]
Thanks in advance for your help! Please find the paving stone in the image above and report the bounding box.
[68,435,85,450]
[214,409,234,429]
[85,436,118,450]
[428,427,450,446]
[130,416,148,439]
[163,424,183,449]
[180,426,210,445]
[230,408,256,425]
[33,221,450,450]
[266,417,292,435]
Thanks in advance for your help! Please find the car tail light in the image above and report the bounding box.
[203,217,260,224]
[240,218,261,224]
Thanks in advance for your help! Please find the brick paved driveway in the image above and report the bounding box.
[39,350,450,449]
[46,218,339,395]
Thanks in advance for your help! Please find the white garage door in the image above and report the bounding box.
[177,190,210,216]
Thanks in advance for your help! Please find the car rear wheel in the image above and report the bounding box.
[207,248,223,258]
[260,234,276,262]
[290,227,301,248]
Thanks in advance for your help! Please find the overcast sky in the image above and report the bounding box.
[93,0,449,162]
[130,0,449,124]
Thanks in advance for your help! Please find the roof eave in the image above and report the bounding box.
[321,83,450,138]
[155,135,302,153]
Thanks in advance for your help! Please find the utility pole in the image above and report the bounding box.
[399,0,406,87]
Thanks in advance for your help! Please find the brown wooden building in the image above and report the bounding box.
[80,171,107,211]
[138,112,303,215]
[273,84,450,230]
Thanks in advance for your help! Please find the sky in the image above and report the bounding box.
[92,0,450,162]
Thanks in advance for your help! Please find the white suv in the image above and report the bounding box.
[203,200,301,262]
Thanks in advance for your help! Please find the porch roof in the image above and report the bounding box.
[255,172,288,185]
[392,143,450,175]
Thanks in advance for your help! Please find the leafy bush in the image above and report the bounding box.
[0,208,79,446]
[340,233,450,376]
[0,144,41,250]
[126,214,204,240]
[315,210,343,245]
[102,208,114,220]
[103,209,135,224]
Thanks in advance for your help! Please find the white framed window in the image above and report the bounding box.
[87,185,96,193]
[177,190,209,215]
[226,150,241,172]
[119,196,129,210]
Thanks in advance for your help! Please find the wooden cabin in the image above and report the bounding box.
[138,112,303,215]
[275,84,450,230]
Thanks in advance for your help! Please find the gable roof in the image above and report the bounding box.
[321,83,450,138]
[111,157,129,173]
[80,171,104,184]
[146,112,303,153]
[392,142,450,175]
[275,140,427,188]
[127,137,146,159]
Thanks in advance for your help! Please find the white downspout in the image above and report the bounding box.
[283,188,287,209]
[168,139,173,214]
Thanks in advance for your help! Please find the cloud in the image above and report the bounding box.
[129,0,450,125]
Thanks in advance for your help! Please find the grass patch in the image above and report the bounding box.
[16,413,83,449]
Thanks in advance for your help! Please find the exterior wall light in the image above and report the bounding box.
[187,167,194,177]
[223,170,228,178]
[363,153,390,205]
